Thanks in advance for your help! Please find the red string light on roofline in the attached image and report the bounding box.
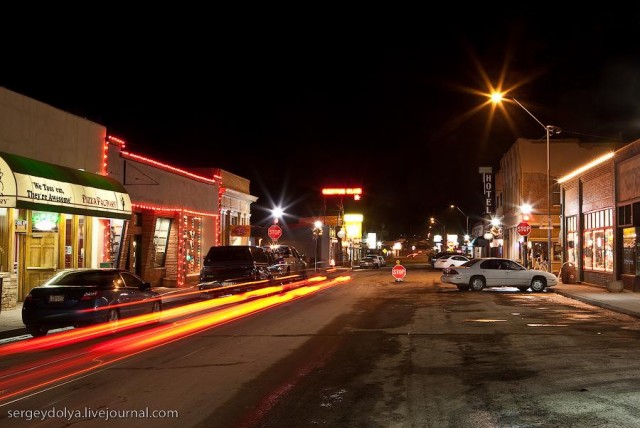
[131,203,217,217]
[121,151,217,184]
[106,135,127,147]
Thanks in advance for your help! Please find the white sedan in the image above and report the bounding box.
[433,254,470,269]
[440,257,558,292]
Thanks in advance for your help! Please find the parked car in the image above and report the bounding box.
[431,251,457,266]
[267,244,308,276]
[434,254,471,269]
[199,246,274,294]
[22,268,160,337]
[359,256,380,269]
[372,255,386,267]
[440,257,559,292]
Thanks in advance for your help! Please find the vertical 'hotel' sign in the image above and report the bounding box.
[479,167,494,214]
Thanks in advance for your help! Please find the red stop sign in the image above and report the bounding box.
[517,222,531,236]
[392,264,407,280]
[268,225,282,240]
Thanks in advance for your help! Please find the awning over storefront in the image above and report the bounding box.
[469,236,492,247]
[0,151,131,219]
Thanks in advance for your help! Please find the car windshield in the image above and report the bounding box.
[205,247,252,263]
[45,270,119,287]
[461,259,481,267]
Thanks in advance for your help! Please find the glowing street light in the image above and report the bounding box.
[271,206,284,224]
[491,92,559,272]
[313,220,323,271]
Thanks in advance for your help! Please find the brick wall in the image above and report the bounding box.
[0,273,17,310]
[582,163,614,213]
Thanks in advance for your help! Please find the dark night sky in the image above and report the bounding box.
[2,9,640,238]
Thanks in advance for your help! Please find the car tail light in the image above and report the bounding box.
[444,268,459,275]
[81,291,99,300]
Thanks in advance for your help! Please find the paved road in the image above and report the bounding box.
[2,268,640,427]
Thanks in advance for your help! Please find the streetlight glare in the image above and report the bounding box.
[272,207,284,219]
[490,92,504,103]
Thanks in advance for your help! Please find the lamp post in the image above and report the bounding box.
[491,93,560,272]
[430,217,446,250]
[313,220,323,271]
[449,205,469,236]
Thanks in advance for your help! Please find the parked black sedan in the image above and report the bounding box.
[22,269,161,337]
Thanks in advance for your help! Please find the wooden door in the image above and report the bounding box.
[24,232,59,296]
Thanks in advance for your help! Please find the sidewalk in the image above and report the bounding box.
[2,282,640,339]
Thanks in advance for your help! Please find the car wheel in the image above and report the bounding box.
[457,285,470,291]
[107,308,120,331]
[517,287,529,292]
[530,277,547,292]
[470,276,485,291]
[26,325,48,337]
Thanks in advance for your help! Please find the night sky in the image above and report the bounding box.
[2,10,640,238]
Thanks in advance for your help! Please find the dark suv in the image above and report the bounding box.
[199,246,275,295]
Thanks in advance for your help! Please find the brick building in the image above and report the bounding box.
[560,139,640,291]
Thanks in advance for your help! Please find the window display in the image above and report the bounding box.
[152,218,171,268]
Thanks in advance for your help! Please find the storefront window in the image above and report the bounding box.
[77,216,85,268]
[583,231,593,270]
[183,216,202,275]
[152,218,171,268]
[65,215,73,268]
[32,211,59,232]
[583,209,613,272]
[566,216,577,264]
[605,228,614,271]
[622,227,636,275]
[593,230,605,270]
[96,218,125,268]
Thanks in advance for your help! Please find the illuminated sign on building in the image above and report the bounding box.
[479,167,494,214]
[321,188,363,196]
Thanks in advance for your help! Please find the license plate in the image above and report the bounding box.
[49,295,64,303]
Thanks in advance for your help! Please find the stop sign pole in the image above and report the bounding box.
[517,221,531,269]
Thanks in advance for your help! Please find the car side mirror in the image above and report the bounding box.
[140,282,152,291]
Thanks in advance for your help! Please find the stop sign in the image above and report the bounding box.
[517,221,531,236]
[392,264,407,280]
[268,225,282,240]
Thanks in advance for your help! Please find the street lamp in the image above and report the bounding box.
[491,93,560,272]
[430,217,446,250]
[312,220,323,271]
[271,206,284,224]
[449,204,469,236]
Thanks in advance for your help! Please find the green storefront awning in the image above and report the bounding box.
[0,151,131,219]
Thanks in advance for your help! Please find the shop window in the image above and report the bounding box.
[183,216,202,275]
[77,216,85,268]
[583,231,593,270]
[152,218,171,268]
[32,211,59,232]
[97,218,125,268]
[622,227,636,275]
[583,209,613,273]
[566,216,578,264]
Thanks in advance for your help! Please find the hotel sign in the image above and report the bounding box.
[479,167,494,214]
